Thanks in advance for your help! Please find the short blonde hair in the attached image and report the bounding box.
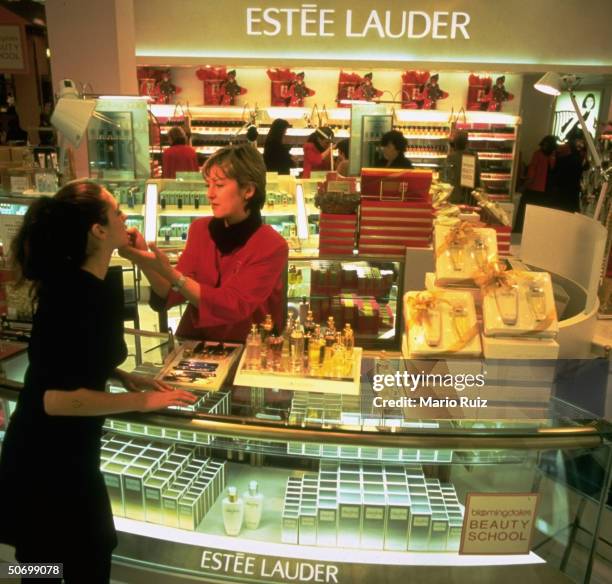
[202,144,266,211]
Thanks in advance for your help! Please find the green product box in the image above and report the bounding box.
[102,461,126,517]
[385,494,411,551]
[281,510,299,544]
[143,475,169,524]
[316,500,338,547]
[429,511,449,551]
[298,506,317,545]
[447,517,464,551]
[362,494,386,550]
[408,504,432,551]
[122,464,150,521]
[337,493,362,548]
[162,488,184,528]
[178,494,200,530]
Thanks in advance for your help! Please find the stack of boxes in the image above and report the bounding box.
[104,390,230,445]
[101,434,226,531]
[0,146,35,193]
[358,168,434,257]
[281,463,463,551]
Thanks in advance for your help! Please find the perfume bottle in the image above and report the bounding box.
[299,297,309,324]
[304,311,316,337]
[308,324,323,375]
[331,332,347,378]
[244,480,264,530]
[245,324,262,369]
[343,323,355,358]
[451,303,469,340]
[423,304,442,347]
[324,317,336,347]
[160,192,167,210]
[280,335,291,372]
[266,335,283,371]
[290,321,305,373]
[222,486,244,536]
[177,195,183,209]
[472,236,488,269]
[527,281,547,322]
[448,242,465,272]
[194,194,200,209]
[495,283,519,326]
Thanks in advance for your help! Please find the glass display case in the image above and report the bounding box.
[0,332,610,584]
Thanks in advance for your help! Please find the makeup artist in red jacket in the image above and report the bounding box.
[122,144,288,342]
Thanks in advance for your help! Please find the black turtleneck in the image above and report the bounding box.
[207,210,263,254]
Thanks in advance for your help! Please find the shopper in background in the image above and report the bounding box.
[443,130,480,204]
[335,139,350,176]
[550,128,588,213]
[302,126,334,178]
[162,126,199,178]
[263,118,295,175]
[513,135,557,232]
[121,144,288,343]
[0,180,196,583]
[377,130,413,169]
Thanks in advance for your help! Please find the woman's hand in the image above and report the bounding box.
[118,227,148,261]
[116,370,174,393]
[137,388,198,412]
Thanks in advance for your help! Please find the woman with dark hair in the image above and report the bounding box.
[302,126,334,178]
[0,180,196,582]
[444,130,481,204]
[513,135,557,232]
[263,118,295,174]
[123,144,288,342]
[377,130,413,169]
[550,128,588,213]
[162,125,199,178]
[335,139,350,176]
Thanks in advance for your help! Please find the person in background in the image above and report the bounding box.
[550,128,588,213]
[513,135,557,232]
[162,126,199,178]
[377,130,413,169]
[335,139,350,176]
[444,130,480,204]
[302,126,334,178]
[245,124,259,148]
[263,118,295,175]
[121,144,288,343]
[0,180,196,583]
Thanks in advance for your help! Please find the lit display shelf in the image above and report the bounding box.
[0,339,609,584]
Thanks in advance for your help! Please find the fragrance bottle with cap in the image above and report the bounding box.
[222,486,244,536]
[244,480,264,530]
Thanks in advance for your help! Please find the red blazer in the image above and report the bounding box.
[526,149,555,193]
[167,217,288,341]
[162,145,199,178]
[302,142,331,178]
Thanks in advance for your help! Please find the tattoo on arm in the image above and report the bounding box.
[71,399,82,409]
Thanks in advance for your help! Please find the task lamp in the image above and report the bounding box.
[534,72,610,222]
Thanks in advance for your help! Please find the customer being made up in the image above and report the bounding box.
[0,180,196,583]
[302,126,334,178]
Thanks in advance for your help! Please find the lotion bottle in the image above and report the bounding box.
[222,486,244,536]
[243,480,263,529]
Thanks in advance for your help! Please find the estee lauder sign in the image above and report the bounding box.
[246,8,470,39]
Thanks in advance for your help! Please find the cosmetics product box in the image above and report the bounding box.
[482,334,560,359]
[143,475,169,524]
[299,506,318,545]
[122,464,150,521]
[385,494,411,551]
[429,511,450,551]
[337,493,362,548]
[361,494,386,550]
[317,499,338,546]
[447,517,464,551]
[193,478,212,515]
[102,461,126,517]
[178,494,200,531]
[282,509,300,544]
[162,487,184,528]
[408,503,432,551]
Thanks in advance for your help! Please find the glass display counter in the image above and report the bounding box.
[0,330,610,584]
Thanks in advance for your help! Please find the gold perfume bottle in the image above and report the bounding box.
[448,241,465,272]
[494,283,519,326]
[451,303,469,341]
[308,325,323,376]
[472,236,488,269]
[527,281,547,322]
[424,305,442,347]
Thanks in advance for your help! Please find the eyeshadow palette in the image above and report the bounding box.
[155,341,243,392]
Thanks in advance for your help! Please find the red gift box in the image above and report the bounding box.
[360,168,433,200]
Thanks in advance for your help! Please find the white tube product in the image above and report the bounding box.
[222,486,244,536]
[244,480,264,529]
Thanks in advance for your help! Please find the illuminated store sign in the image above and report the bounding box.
[246,8,471,39]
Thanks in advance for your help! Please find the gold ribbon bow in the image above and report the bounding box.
[473,260,515,291]
[436,220,486,258]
